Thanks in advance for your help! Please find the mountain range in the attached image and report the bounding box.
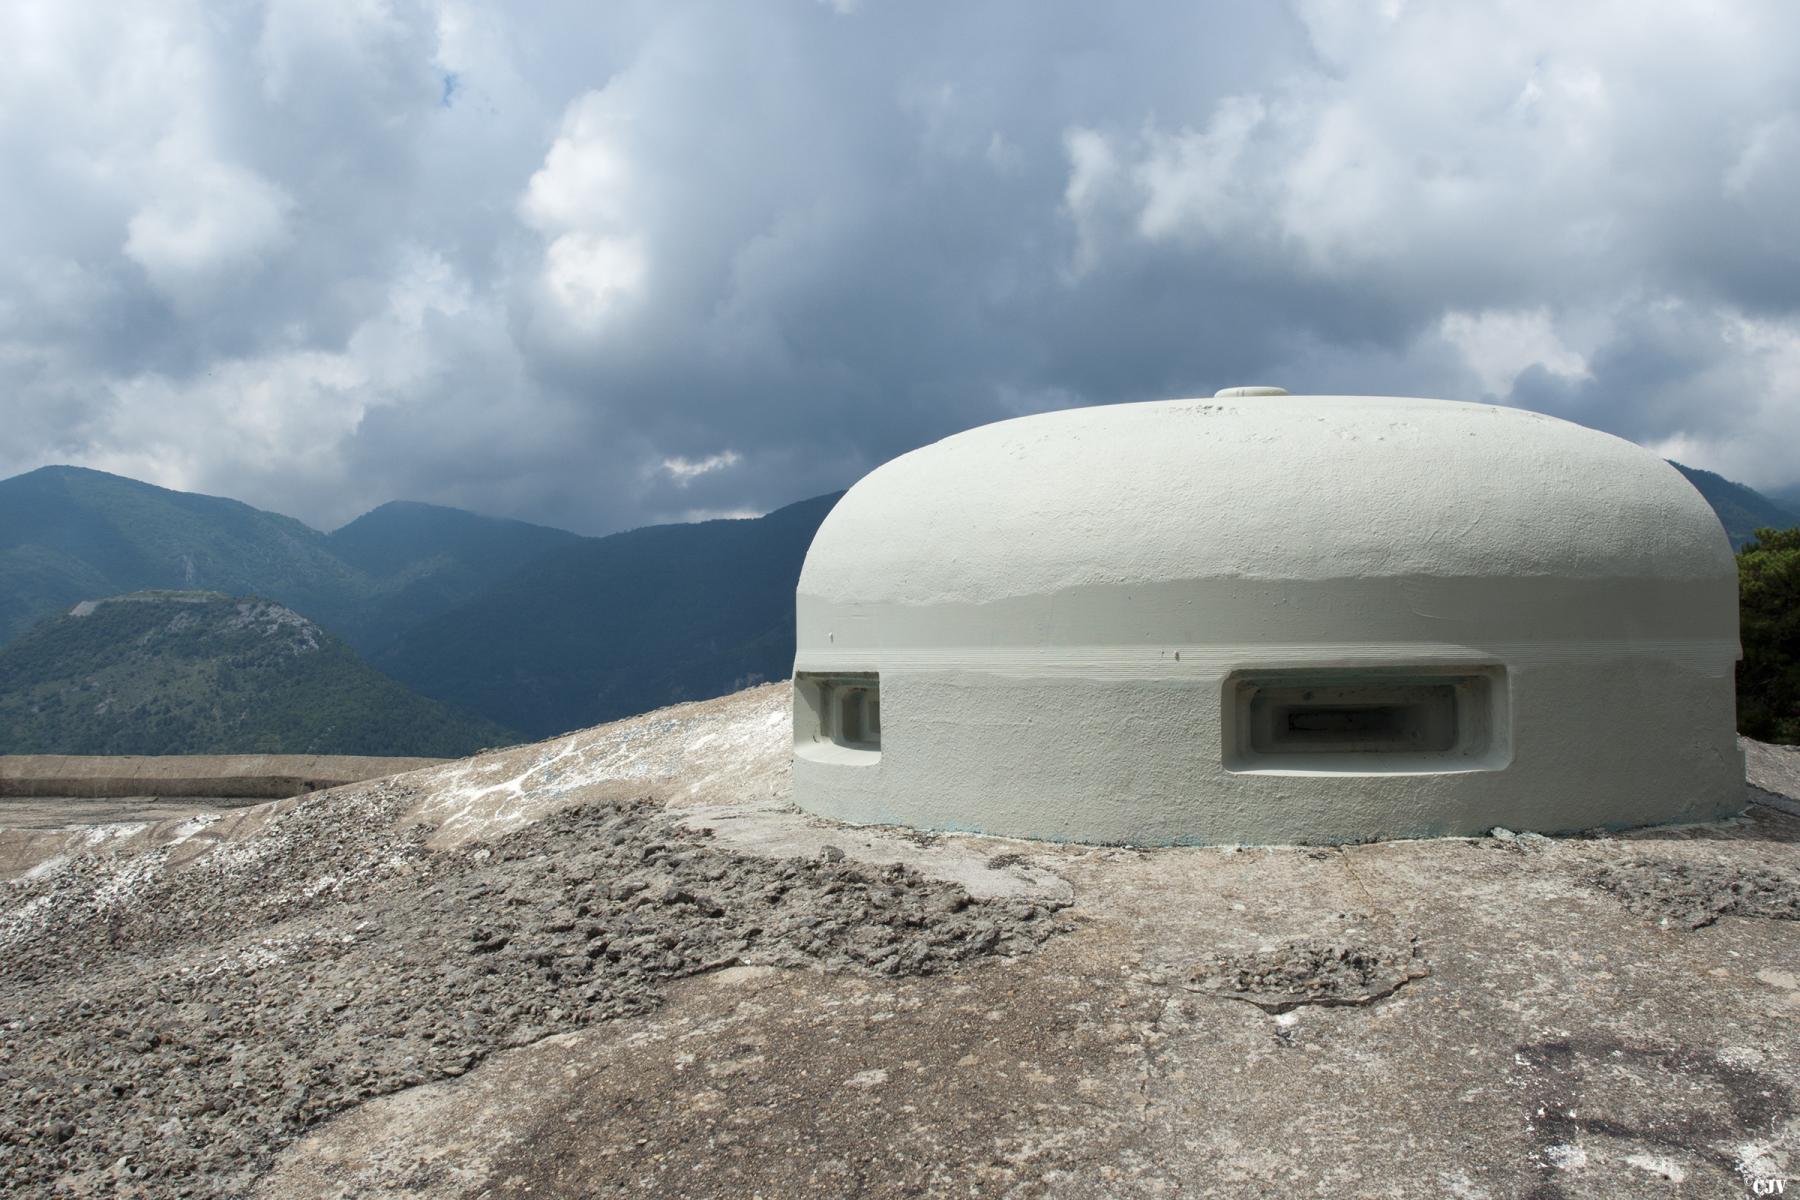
[1668,463,1800,550]
[0,466,839,746]
[0,591,514,756]
[0,466,583,652]
[0,458,1793,753]
[369,493,837,737]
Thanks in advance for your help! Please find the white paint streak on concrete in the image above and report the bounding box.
[1623,1152,1686,1182]
[166,814,222,847]
[20,855,69,881]
[408,685,794,848]
[83,822,149,847]
[1544,1144,1587,1170]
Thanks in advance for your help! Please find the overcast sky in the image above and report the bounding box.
[4,1,1798,535]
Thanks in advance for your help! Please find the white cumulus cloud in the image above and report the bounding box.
[1,0,1797,530]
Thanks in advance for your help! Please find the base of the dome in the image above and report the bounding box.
[791,664,1745,846]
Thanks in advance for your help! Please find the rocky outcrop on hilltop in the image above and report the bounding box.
[1,684,1798,1199]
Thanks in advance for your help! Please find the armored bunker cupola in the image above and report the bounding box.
[791,390,1742,845]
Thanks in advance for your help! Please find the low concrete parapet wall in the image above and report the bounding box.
[0,754,446,799]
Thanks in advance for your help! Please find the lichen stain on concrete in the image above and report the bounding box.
[1514,1039,1795,1198]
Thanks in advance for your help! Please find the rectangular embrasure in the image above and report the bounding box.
[1224,666,1508,775]
[793,671,881,763]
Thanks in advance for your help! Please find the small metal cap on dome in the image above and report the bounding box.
[1214,385,1288,397]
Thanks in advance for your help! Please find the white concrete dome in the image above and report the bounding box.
[791,392,1743,845]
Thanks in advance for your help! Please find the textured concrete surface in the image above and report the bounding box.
[260,800,1800,1199]
[2,683,1796,1198]
[1,787,1061,1197]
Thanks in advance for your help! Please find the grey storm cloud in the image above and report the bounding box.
[3,0,1798,534]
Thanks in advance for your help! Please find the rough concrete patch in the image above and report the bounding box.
[1744,737,1800,810]
[1486,827,1554,850]
[0,796,1068,1199]
[1588,858,1800,929]
[679,805,1075,904]
[1182,933,1429,1013]
[1751,786,1800,819]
